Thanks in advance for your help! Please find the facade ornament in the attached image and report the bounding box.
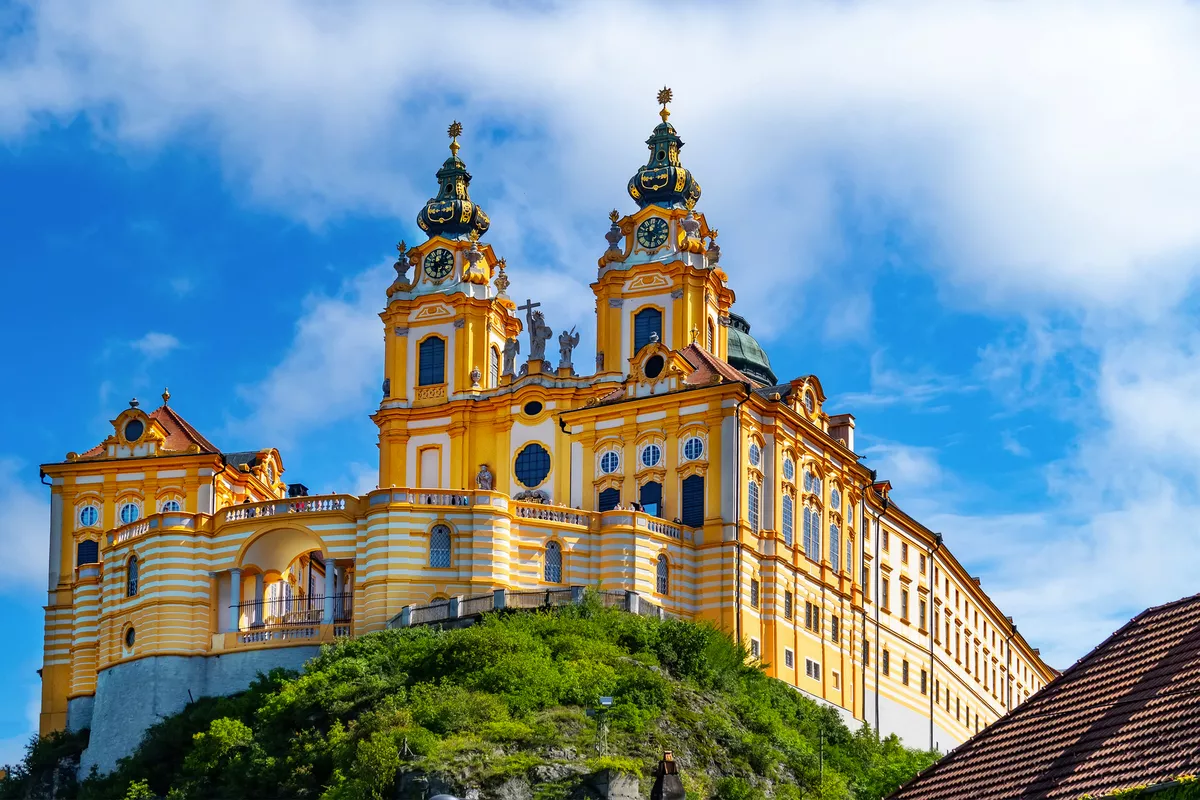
[596,351,605,372]
[670,289,684,300]
[502,337,520,377]
[469,366,482,389]
[608,298,624,308]
[475,464,494,491]
[394,326,409,337]
[129,398,139,409]
[706,229,720,264]
[518,362,529,377]
[494,257,510,297]
[718,315,731,327]
[514,489,550,504]
[558,326,580,370]
[650,331,660,344]
[391,240,411,283]
[161,388,171,405]
[690,326,700,345]
[453,319,465,330]
[605,210,623,252]
[519,298,553,362]
[382,378,391,398]
[462,239,488,285]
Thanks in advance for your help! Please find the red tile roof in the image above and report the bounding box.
[678,343,756,386]
[890,592,1200,799]
[79,404,220,458]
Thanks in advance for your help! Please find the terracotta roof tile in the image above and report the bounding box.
[79,404,220,459]
[889,592,1200,799]
[678,343,756,386]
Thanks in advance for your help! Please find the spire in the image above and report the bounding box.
[416,121,491,240]
[627,88,701,210]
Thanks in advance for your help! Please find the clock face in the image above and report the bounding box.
[636,217,669,249]
[424,248,454,281]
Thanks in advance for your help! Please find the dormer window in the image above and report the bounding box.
[124,419,144,442]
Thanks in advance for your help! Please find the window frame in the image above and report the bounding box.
[417,335,447,387]
[429,524,453,569]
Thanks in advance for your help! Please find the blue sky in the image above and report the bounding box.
[5,0,1200,762]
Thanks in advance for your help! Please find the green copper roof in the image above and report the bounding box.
[416,123,491,240]
[725,314,776,386]
[627,103,701,210]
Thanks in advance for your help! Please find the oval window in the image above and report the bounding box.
[748,443,761,468]
[644,355,665,380]
[514,443,551,488]
[783,458,796,481]
[641,444,662,468]
[124,627,136,648]
[523,400,544,417]
[683,437,704,461]
[124,419,144,442]
[600,451,620,474]
[79,506,99,528]
[119,503,140,525]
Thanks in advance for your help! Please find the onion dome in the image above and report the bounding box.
[726,313,777,386]
[627,88,702,210]
[416,121,491,240]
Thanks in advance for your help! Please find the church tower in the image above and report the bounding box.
[593,89,735,376]
[375,122,521,489]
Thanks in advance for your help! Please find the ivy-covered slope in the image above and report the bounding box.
[2,598,938,800]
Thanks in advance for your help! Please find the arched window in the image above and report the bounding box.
[544,541,562,583]
[76,539,99,567]
[783,458,795,482]
[418,336,446,386]
[598,487,621,512]
[634,307,662,353]
[127,555,139,597]
[747,480,761,532]
[782,494,795,548]
[490,346,500,387]
[681,474,704,527]
[804,507,821,561]
[656,554,669,595]
[830,524,841,572]
[160,499,181,513]
[429,524,452,568]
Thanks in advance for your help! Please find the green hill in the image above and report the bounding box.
[1,596,937,800]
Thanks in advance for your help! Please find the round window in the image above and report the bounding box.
[79,506,99,528]
[124,419,144,442]
[683,437,704,461]
[124,627,135,648]
[600,451,620,474]
[523,400,544,417]
[119,503,140,525]
[641,444,662,468]
[514,443,551,488]
[643,355,665,379]
[748,443,761,468]
[783,459,796,481]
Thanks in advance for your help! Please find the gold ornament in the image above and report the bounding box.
[657,86,673,123]
[448,120,463,156]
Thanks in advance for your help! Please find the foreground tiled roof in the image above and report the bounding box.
[79,404,221,458]
[890,592,1200,799]
[678,343,757,386]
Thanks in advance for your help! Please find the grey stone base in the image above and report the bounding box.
[79,646,320,776]
[66,695,94,733]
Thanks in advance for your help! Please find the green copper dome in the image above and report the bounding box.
[627,91,701,210]
[416,122,491,240]
[726,314,777,386]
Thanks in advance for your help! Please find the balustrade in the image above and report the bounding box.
[223,495,349,523]
[512,502,595,527]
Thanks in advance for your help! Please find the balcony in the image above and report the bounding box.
[221,494,356,524]
[217,592,353,650]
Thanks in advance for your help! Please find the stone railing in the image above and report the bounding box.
[223,495,351,523]
[389,587,673,629]
[111,520,151,545]
[512,502,596,528]
[644,517,682,539]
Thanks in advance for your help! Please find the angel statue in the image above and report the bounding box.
[558,326,580,370]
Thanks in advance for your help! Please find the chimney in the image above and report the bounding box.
[650,752,684,800]
[287,483,310,498]
[828,413,855,452]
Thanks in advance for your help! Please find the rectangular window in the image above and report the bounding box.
[901,542,908,563]
[750,578,760,609]
[901,588,909,621]
[680,474,704,527]
[831,614,840,643]
[902,660,909,685]
[417,336,446,386]
[920,669,928,695]
[882,578,890,611]
[883,649,890,676]
[785,648,795,669]
[919,553,927,574]
[784,590,793,619]
[833,671,840,689]
[418,446,441,489]
[750,638,760,659]
[806,658,822,680]
[935,679,940,703]
[945,621,951,653]
[919,599,927,630]
[956,697,960,720]
[956,630,961,661]
[863,641,870,667]
[934,608,940,641]
[861,565,870,599]
[883,529,889,551]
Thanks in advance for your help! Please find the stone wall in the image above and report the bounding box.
[78,646,320,776]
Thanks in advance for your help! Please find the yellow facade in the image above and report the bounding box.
[37,100,1054,754]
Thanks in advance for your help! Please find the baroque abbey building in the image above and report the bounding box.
[38,94,1054,773]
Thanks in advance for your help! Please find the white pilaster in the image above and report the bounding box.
[228,568,242,633]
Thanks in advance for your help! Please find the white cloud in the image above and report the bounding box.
[225,264,390,448]
[129,331,181,361]
[0,458,49,594]
[1000,429,1030,457]
[837,351,974,409]
[0,680,41,769]
[861,441,945,492]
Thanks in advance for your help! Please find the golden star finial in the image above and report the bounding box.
[609,209,620,224]
[448,120,463,156]
[657,86,673,123]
